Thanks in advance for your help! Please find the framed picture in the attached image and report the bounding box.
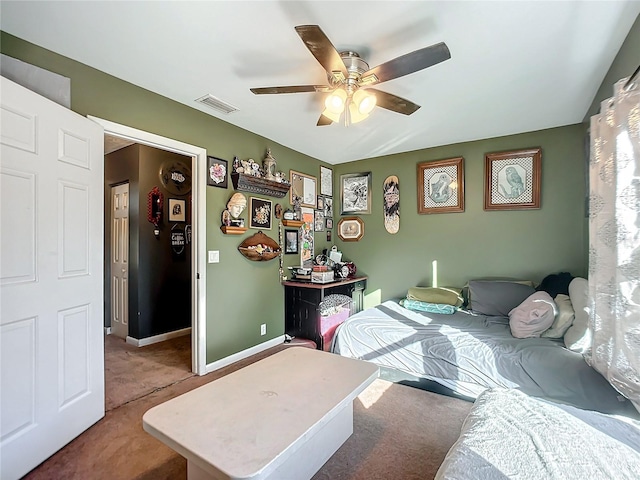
[284,230,298,254]
[320,165,333,197]
[325,217,333,229]
[168,199,186,222]
[417,157,464,214]
[337,216,365,242]
[300,207,315,267]
[340,172,372,214]
[206,156,228,188]
[289,170,317,208]
[314,210,325,232]
[249,197,272,229]
[484,148,541,211]
[316,195,325,211]
[324,197,333,218]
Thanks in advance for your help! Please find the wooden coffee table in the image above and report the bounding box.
[143,347,379,480]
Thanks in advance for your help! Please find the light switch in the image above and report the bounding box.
[208,250,220,263]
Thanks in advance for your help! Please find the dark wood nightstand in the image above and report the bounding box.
[282,276,367,351]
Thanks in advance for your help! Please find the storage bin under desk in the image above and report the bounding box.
[283,277,367,351]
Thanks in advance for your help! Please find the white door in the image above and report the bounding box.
[0,77,104,479]
[110,183,129,339]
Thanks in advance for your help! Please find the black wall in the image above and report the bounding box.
[105,144,191,339]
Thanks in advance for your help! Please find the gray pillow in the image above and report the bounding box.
[468,280,536,317]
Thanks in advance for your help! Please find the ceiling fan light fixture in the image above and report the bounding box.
[324,88,347,114]
[353,89,377,115]
[347,102,370,124]
[321,107,342,123]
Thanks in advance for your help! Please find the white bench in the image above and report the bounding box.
[143,347,379,480]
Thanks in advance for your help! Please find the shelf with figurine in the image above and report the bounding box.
[231,149,291,198]
[220,192,248,235]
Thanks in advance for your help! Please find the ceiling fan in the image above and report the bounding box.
[250,25,451,126]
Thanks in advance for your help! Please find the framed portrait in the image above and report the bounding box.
[417,157,464,214]
[316,195,325,211]
[249,197,272,229]
[337,216,364,242]
[168,198,186,222]
[289,170,317,208]
[320,165,333,197]
[325,217,333,229]
[314,210,325,232]
[340,172,372,214]
[484,148,541,211]
[206,156,228,188]
[284,230,298,254]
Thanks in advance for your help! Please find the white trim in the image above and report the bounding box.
[126,327,191,347]
[205,335,286,374]
[104,327,111,335]
[88,116,207,375]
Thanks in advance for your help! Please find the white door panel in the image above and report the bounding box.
[110,183,129,339]
[0,77,104,480]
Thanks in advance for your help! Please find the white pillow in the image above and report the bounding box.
[509,291,557,338]
[542,294,575,339]
[564,277,591,353]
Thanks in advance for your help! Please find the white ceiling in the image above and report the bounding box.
[1,1,638,164]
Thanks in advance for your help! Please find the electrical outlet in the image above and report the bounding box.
[260,324,266,336]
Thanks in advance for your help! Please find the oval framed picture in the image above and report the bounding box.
[337,216,364,242]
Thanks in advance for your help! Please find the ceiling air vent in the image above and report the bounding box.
[195,94,238,114]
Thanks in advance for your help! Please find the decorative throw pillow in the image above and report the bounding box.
[406,287,463,307]
[564,278,591,353]
[468,280,536,317]
[509,291,557,338]
[400,298,457,315]
[542,294,575,339]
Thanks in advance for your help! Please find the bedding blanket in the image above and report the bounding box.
[435,389,640,479]
[332,300,633,414]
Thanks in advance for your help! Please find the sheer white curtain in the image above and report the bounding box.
[588,76,640,407]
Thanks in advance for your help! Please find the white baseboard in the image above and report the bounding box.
[104,327,112,335]
[205,335,285,374]
[127,327,191,347]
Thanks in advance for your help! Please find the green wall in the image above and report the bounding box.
[334,124,588,304]
[584,13,640,120]
[0,31,331,363]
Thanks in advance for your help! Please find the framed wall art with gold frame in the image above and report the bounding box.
[289,170,317,208]
[417,157,464,214]
[484,148,541,211]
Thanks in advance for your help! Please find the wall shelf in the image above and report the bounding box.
[220,225,247,235]
[282,219,304,228]
[231,173,290,198]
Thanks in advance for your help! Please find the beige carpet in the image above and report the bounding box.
[105,333,193,411]
[25,343,472,480]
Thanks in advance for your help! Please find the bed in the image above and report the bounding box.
[331,292,636,415]
[434,388,640,479]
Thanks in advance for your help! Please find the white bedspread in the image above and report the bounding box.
[435,388,640,479]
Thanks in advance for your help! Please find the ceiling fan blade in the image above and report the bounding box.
[250,85,332,95]
[317,115,333,126]
[360,42,450,86]
[295,25,348,82]
[369,89,421,115]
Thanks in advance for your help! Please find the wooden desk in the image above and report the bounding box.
[143,348,379,480]
[283,276,367,350]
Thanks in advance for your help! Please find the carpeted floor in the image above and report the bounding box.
[24,340,472,480]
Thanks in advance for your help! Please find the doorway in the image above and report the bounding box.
[92,116,207,376]
[109,182,129,339]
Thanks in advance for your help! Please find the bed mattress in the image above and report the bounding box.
[332,300,635,415]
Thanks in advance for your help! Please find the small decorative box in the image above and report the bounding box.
[311,271,335,284]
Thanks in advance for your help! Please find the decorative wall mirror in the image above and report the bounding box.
[147,186,163,236]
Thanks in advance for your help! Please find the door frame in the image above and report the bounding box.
[90,116,207,375]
